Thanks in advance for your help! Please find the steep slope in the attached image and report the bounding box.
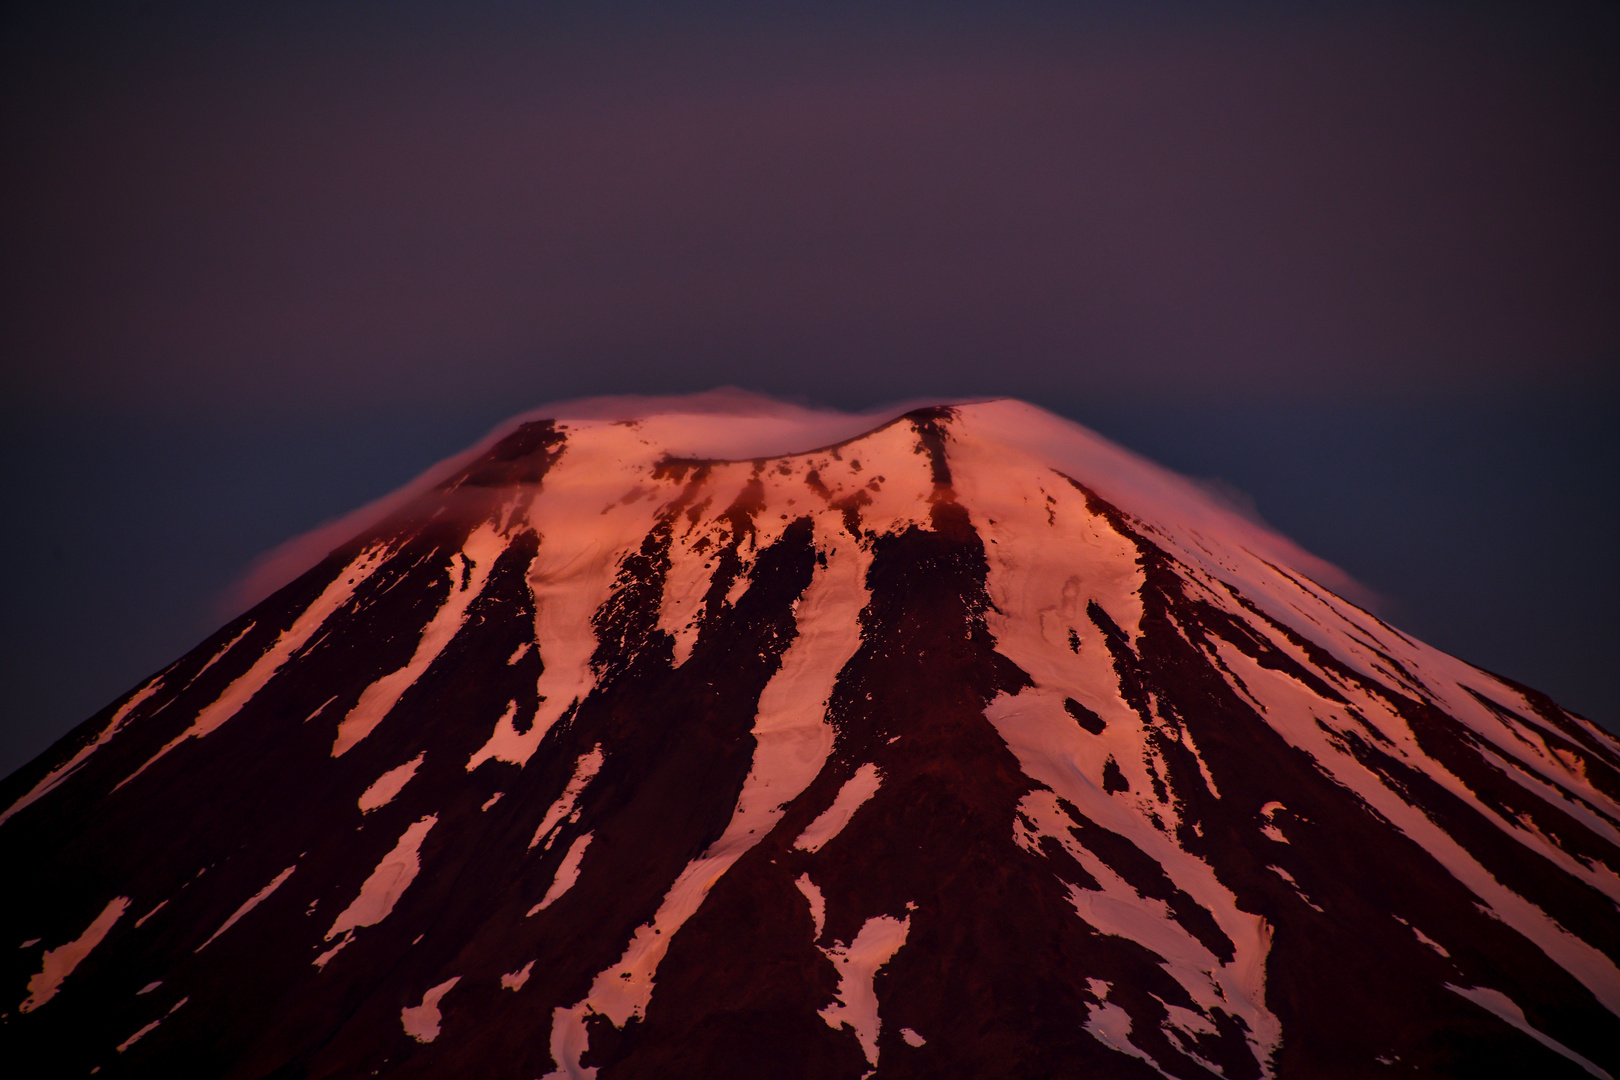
[3,399,1617,1080]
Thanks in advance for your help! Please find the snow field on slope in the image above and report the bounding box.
[1192,541,1620,844]
[462,422,676,769]
[1204,630,1620,1015]
[120,544,391,786]
[0,616,264,827]
[334,525,508,757]
[950,421,1282,1070]
[537,423,953,1076]
[955,402,1620,1027]
[528,746,604,853]
[540,498,876,1075]
[965,401,1620,820]
[1198,574,1620,897]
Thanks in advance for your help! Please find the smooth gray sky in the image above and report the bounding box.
[3,1,1616,776]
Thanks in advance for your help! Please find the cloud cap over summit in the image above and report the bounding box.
[223,394,1377,618]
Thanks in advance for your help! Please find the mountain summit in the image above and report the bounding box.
[4,398,1617,1079]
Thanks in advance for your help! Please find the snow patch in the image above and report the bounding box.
[470,422,690,769]
[19,897,129,1013]
[335,530,507,756]
[1208,633,1620,1016]
[0,677,166,826]
[358,754,424,814]
[1084,1000,1163,1074]
[1259,802,1289,843]
[535,537,869,1063]
[195,865,296,951]
[531,832,592,913]
[1395,916,1450,958]
[116,995,187,1053]
[816,911,913,1069]
[796,875,827,940]
[733,532,869,834]
[320,815,436,959]
[656,526,724,668]
[122,545,388,785]
[401,977,461,1044]
[1411,925,1448,957]
[1005,777,1280,1075]
[796,763,883,853]
[1446,984,1611,1079]
[541,1002,597,1080]
[528,746,604,851]
[502,961,534,991]
[302,695,339,723]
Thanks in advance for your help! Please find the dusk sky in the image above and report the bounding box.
[3,1,1616,775]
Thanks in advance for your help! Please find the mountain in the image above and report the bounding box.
[3,397,1617,1080]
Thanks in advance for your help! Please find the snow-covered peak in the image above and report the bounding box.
[233,394,1361,616]
[5,395,1616,1080]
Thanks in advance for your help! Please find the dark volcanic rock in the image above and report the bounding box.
[3,399,1617,1079]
